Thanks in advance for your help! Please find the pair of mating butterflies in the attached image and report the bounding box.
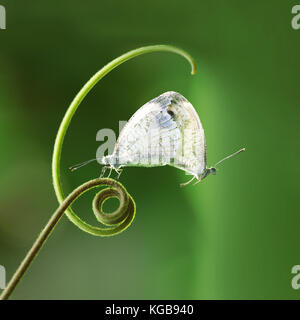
[71,91,245,186]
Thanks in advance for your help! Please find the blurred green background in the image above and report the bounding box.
[0,0,299,299]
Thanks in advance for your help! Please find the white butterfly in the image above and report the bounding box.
[71,91,245,186]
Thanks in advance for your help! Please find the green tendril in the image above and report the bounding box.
[0,178,135,300]
[52,44,196,236]
[0,45,196,300]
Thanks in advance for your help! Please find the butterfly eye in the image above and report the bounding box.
[167,109,175,117]
[210,167,217,175]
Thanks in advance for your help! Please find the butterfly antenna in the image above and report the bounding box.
[69,158,97,172]
[214,147,246,167]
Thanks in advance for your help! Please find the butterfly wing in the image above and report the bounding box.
[165,92,206,176]
[112,91,206,176]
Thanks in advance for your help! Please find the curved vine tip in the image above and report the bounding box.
[51,44,196,236]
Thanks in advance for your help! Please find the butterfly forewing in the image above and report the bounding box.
[112,92,206,177]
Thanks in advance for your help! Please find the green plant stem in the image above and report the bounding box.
[0,45,195,300]
[0,178,135,300]
[52,44,196,236]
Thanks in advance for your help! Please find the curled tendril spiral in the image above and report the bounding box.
[65,178,136,236]
[74,178,136,236]
[51,44,196,236]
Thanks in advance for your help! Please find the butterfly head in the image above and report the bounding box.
[200,167,216,180]
[209,167,217,175]
[199,148,246,181]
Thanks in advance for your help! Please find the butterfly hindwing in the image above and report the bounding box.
[112,91,206,177]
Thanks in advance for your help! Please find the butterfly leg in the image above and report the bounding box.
[115,168,123,180]
[105,167,113,178]
[180,176,196,187]
[193,178,202,186]
[100,166,108,178]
